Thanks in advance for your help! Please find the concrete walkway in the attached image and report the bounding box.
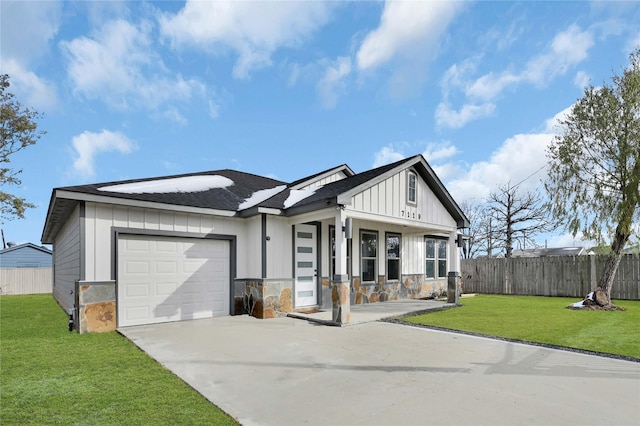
[120,305,640,426]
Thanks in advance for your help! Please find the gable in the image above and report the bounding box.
[350,167,457,228]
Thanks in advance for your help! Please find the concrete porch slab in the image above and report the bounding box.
[287,299,454,325]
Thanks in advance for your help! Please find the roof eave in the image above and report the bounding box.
[284,197,339,217]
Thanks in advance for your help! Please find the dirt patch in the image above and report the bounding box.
[566,304,626,311]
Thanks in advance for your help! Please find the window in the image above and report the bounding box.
[408,172,417,204]
[361,231,377,283]
[386,233,401,281]
[425,237,447,279]
[330,226,351,277]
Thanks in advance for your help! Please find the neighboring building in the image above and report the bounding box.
[0,243,53,295]
[512,247,592,258]
[41,155,469,333]
[0,243,53,268]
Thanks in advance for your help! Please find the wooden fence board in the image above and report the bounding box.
[461,256,639,300]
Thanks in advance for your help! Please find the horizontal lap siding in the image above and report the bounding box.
[462,256,639,300]
[53,205,81,311]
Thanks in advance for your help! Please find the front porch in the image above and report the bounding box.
[286,298,457,326]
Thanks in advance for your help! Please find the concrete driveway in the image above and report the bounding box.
[120,312,640,426]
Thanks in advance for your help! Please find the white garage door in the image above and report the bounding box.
[117,234,230,327]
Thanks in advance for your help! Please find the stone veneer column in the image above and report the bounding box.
[77,281,116,333]
[332,274,350,325]
[447,271,460,305]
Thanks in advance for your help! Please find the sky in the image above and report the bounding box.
[1,0,639,250]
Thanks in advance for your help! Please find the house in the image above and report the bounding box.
[41,154,469,333]
[511,247,592,257]
[0,242,52,268]
[0,243,53,295]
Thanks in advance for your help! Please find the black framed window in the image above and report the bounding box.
[361,231,377,283]
[386,233,401,281]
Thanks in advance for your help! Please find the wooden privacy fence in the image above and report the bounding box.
[461,256,639,300]
[0,268,53,295]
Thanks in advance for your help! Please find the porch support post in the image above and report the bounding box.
[332,208,350,325]
[447,231,461,304]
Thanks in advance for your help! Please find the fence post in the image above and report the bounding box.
[589,255,597,292]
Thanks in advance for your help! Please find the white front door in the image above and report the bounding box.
[294,224,318,307]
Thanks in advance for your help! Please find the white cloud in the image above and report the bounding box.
[0,0,61,63]
[1,59,57,111]
[544,105,572,133]
[437,24,594,129]
[356,1,463,71]
[573,70,591,89]
[160,1,332,79]
[71,130,136,178]
[372,145,406,168]
[423,142,459,163]
[317,57,352,109]
[0,1,61,111]
[447,132,551,203]
[435,102,495,128]
[62,19,204,113]
[523,24,594,87]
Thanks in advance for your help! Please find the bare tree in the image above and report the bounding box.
[487,182,556,258]
[459,199,493,258]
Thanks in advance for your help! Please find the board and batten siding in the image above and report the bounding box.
[53,204,81,312]
[82,202,252,281]
[351,169,456,228]
[347,168,460,277]
[265,215,293,279]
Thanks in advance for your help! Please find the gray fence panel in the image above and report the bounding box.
[461,256,639,300]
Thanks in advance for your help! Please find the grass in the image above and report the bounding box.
[402,294,640,360]
[0,294,238,425]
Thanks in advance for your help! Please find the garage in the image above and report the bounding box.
[117,234,230,327]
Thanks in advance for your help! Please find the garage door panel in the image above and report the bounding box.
[156,282,177,296]
[118,234,230,327]
[156,240,180,253]
[125,283,150,297]
[125,239,150,251]
[156,261,178,274]
[124,261,150,274]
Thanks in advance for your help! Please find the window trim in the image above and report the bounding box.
[360,230,378,284]
[425,236,448,279]
[385,232,401,282]
[407,171,417,204]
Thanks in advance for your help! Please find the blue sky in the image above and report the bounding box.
[1,1,639,248]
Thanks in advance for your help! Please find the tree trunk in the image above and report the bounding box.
[597,228,630,304]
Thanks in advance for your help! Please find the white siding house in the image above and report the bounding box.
[42,155,469,333]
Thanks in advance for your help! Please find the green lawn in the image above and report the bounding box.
[0,294,238,425]
[403,294,640,359]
